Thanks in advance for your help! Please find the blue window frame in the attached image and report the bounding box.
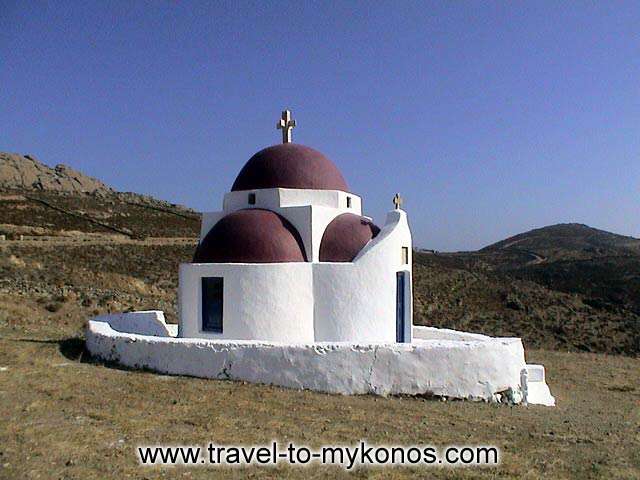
[202,277,223,333]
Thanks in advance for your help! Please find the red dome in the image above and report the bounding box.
[231,143,348,192]
[194,209,307,263]
[319,213,380,262]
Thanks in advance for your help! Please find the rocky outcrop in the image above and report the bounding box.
[0,152,113,195]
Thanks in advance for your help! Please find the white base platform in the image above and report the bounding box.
[85,311,555,406]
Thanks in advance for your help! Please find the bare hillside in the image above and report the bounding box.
[0,152,113,194]
[0,152,200,239]
[482,223,640,260]
[414,223,640,355]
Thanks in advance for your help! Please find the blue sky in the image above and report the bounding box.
[1,1,638,250]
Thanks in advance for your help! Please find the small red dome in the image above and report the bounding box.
[231,143,348,192]
[194,209,307,263]
[319,213,380,262]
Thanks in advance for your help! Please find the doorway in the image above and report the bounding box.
[396,271,407,342]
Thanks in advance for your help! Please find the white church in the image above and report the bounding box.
[87,110,554,406]
[179,110,412,344]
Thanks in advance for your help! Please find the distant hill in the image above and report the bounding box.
[414,223,640,356]
[0,151,200,238]
[482,223,640,260]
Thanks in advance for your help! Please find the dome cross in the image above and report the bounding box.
[393,193,403,210]
[277,110,296,143]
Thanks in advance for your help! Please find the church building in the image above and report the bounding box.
[178,110,413,343]
[87,109,554,405]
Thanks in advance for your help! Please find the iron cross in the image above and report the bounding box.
[277,110,296,143]
[393,193,403,210]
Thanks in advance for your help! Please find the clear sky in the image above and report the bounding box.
[2,1,638,250]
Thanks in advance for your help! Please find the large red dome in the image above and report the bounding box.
[319,213,380,262]
[231,143,348,192]
[194,209,307,263]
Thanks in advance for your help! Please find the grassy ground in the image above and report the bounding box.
[1,342,639,479]
[1,302,639,478]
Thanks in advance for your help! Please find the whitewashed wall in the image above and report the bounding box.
[221,188,361,214]
[313,210,412,342]
[279,189,361,212]
[181,209,412,344]
[179,263,314,342]
[86,319,541,402]
[200,211,225,240]
[92,310,171,337]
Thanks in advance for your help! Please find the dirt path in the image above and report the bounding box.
[525,250,547,265]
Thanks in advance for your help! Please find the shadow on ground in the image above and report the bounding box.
[9,336,90,363]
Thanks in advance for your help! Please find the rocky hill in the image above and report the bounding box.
[0,152,114,195]
[0,152,200,239]
[481,224,640,316]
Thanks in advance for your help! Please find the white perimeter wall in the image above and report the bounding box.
[86,319,535,402]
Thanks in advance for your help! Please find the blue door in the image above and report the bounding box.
[396,272,406,343]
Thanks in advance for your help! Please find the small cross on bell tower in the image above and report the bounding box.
[277,110,296,143]
[393,193,403,210]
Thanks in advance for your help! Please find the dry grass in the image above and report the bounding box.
[1,341,639,479]
[1,294,639,479]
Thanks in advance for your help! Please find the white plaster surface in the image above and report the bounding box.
[523,364,555,406]
[313,210,413,342]
[221,188,361,215]
[92,311,171,337]
[85,315,554,404]
[200,211,225,240]
[179,262,315,342]
[413,325,493,341]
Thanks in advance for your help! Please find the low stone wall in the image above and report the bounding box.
[85,316,549,403]
[91,310,172,337]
